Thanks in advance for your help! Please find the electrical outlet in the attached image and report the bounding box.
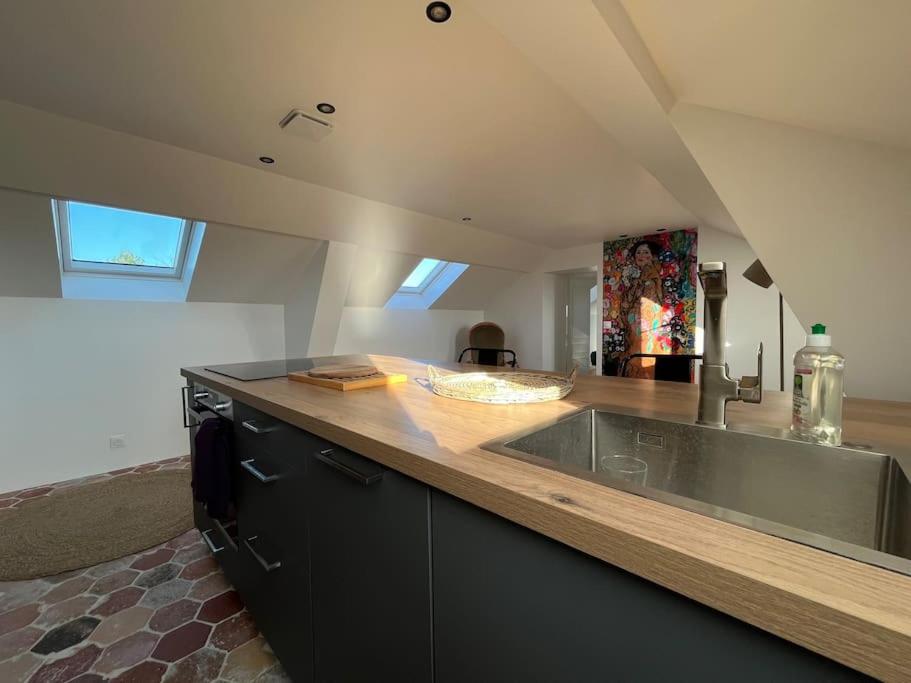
[109,434,127,449]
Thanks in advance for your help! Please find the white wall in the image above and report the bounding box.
[333,308,483,363]
[672,104,911,400]
[696,225,805,390]
[307,242,359,356]
[484,272,558,371]
[0,298,285,492]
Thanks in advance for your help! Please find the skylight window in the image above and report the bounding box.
[52,199,205,302]
[398,258,447,293]
[386,257,469,310]
[56,200,195,278]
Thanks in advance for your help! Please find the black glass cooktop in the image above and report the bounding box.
[205,355,372,381]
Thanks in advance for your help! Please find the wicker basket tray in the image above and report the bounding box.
[427,365,578,404]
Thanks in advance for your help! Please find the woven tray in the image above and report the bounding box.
[427,365,578,404]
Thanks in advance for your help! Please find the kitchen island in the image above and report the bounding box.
[182,356,911,682]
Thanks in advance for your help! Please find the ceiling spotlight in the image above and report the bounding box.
[426,2,452,23]
[259,156,275,164]
[316,102,336,115]
[461,217,471,221]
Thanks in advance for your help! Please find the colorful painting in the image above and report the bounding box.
[602,229,698,378]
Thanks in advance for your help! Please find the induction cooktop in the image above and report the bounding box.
[205,355,372,381]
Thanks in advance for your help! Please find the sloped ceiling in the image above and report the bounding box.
[187,223,323,304]
[610,0,911,400]
[431,265,521,310]
[342,245,523,311]
[619,0,911,150]
[344,247,421,308]
[0,0,697,247]
[468,0,738,236]
[0,188,61,298]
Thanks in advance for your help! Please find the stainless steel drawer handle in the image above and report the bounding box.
[181,386,194,428]
[315,448,383,486]
[213,518,238,552]
[194,391,210,400]
[243,536,281,573]
[242,419,276,434]
[201,528,225,554]
[241,459,280,484]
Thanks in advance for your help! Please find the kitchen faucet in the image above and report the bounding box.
[697,261,763,427]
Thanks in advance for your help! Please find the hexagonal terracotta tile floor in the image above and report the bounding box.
[0,457,289,682]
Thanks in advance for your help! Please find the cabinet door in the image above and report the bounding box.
[432,491,868,683]
[234,403,315,683]
[309,445,432,683]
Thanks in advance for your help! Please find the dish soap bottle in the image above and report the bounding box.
[791,323,845,446]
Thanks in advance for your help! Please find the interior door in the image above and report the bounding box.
[563,273,598,373]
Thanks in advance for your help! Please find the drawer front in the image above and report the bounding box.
[232,402,315,683]
[234,402,317,463]
[193,501,246,590]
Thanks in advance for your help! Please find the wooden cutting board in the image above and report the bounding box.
[288,369,408,392]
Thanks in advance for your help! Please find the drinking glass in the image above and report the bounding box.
[599,454,648,486]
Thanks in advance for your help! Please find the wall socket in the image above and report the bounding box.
[109,434,127,449]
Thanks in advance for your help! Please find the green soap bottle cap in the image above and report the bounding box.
[811,323,826,334]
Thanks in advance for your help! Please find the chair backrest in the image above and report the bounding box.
[468,322,507,365]
[620,353,702,383]
[458,348,517,367]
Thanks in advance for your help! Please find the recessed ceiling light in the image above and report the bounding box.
[426,2,452,23]
[259,156,275,164]
[316,102,336,115]
[461,217,471,221]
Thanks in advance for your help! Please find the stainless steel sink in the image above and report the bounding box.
[484,408,911,576]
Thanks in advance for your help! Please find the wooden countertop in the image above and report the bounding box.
[182,356,911,681]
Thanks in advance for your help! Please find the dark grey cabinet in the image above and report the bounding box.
[431,490,867,683]
[234,402,316,683]
[187,389,865,683]
[309,445,433,683]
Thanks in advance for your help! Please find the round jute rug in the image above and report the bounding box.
[0,469,194,581]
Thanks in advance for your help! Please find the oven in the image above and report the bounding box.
[180,380,244,585]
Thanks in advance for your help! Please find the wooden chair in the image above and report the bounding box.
[458,322,518,367]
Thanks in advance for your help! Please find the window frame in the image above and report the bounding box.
[54,199,196,280]
[396,258,449,295]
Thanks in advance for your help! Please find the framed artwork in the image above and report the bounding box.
[602,229,698,378]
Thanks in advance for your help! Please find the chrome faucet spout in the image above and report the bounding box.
[696,262,762,427]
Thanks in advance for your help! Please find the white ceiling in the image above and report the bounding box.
[0,188,61,298]
[0,0,697,248]
[620,0,911,150]
[431,264,521,310]
[187,224,323,304]
[469,0,739,236]
[345,247,422,308]
[343,244,522,310]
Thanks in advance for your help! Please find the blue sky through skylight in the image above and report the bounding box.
[68,202,184,267]
[401,258,442,289]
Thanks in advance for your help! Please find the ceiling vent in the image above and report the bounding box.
[278,109,333,141]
